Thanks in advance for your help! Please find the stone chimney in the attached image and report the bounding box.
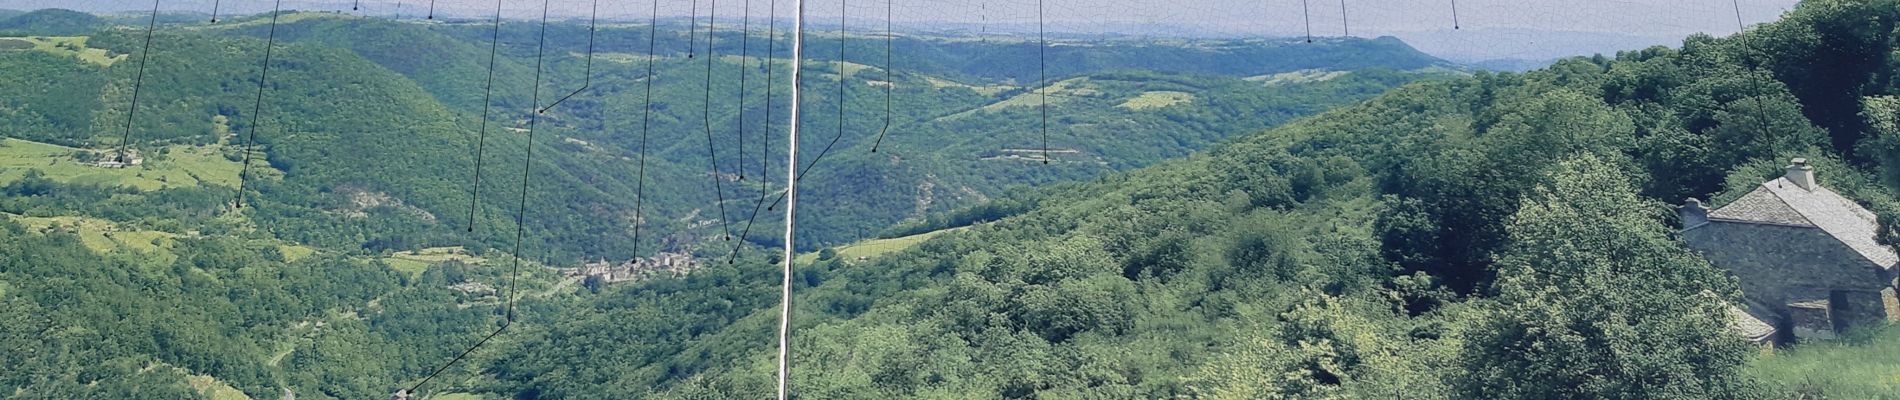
[1787,158,1816,191]
[1681,198,1710,229]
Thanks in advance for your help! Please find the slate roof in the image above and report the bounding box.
[1727,303,1777,343]
[1705,177,1900,269]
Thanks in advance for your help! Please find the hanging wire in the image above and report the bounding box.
[738,0,754,180]
[428,0,437,19]
[1339,0,1350,37]
[763,0,846,212]
[210,0,221,23]
[704,0,736,241]
[405,0,598,395]
[1039,0,1049,164]
[116,0,162,165]
[235,0,285,209]
[730,0,781,264]
[465,0,507,232]
[1450,0,1461,29]
[635,0,662,268]
[1732,0,1777,142]
[1301,0,1313,42]
[870,0,894,153]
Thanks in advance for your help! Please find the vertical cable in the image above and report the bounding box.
[1039,0,1048,164]
[870,0,893,153]
[1339,0,1349,37]
[705,0,736,240]
[116,0,161,165]
[738,0,754,180]
[779,0,808,396]
[1450,0,1460,29]
[428,0,437,19]
[1732,0,1776,142]
[467,0,506,232]
[1301,0,1312,42]
[235,0,284,208]
[731,0,780,263]
[210,0,221,23]
[836,0,846,166]
[405,0,595,395]
[635,0,661,264]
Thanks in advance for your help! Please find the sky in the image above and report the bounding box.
[13,0,1803,62]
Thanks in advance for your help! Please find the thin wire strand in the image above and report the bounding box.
[1450,0,1461,29]
[870,0,893,153]
[466,0,506,232]
[210,0,221,23]
[235,0,284,209]
[738,0,754,180]
[705,0,735,241]
[1302,0,1313,42]
[730,0,780,263]
[1039,0,1048,164]
[1340,0,1350,37]
[116,0,161,165]
[635,0,661,266]
[407,0,594,394]
[764,0,850,212]
[1732,0,1777,146]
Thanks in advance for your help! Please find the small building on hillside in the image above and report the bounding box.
[1680,159,1900,344]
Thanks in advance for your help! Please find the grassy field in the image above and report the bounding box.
[1118,91,1195,110]
[382,246,487,278]
[185,374,252,400]
[9,214,179,262]
[0,138,248,191]
[1749,324,1900,399]
[0,36,124,66]
[796,227,969,265]
[1246,69,1349,85]
[925,76,1013,96]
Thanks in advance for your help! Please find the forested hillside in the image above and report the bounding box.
[0,8,1452,400]
[479,1,1900,398]
[2,11,1447,260]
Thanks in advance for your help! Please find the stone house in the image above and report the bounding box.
[1680,159,1900,344]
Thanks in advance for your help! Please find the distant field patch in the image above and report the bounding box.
[185,374,252,400]
[0,36,124,66]
[1246,69,1349,85]
[382,246,486,278]
[797,227,968,265]
[9,214,179,262]
[0,138,247,191]
[938,78,1093,121]
[279,244,318,262]
[1117,91,1195,110]
[924,76,1013,96]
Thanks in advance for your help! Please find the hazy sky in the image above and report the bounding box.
[15,0,1802,61]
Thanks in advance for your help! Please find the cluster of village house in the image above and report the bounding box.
[1681,159,1900,345]
[561,252,701,284]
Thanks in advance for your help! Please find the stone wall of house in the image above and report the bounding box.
[1684,221,1891,320]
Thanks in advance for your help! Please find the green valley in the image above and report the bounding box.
[10,1,1900,399]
